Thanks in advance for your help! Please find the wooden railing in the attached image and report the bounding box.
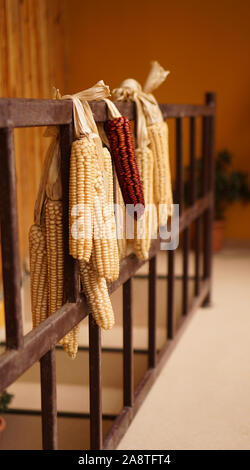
[0,93,216,449]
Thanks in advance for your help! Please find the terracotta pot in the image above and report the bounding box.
[0,415,6,438]
[213,219,225,253]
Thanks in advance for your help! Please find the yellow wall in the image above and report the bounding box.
[63,0,250,240]
[0,0,66,263]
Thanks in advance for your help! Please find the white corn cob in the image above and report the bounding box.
[69,137,95,261]
[91,150,119,282]
[133,147,154,260]
[79,260,115,330]
[115,174,127,260]
[147,121,173,226]
[103,147,120,280]
[62,326,80,360]
[45,198,79,358]
[29,224,48,328]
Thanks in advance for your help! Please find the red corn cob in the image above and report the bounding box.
[104,116,145,219]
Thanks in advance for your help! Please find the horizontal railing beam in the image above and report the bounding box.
[0,98,215,128]
[0,193,212,392]
[0,300,88,392]
[109,193,212,293]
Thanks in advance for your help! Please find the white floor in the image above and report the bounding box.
[118,248,250,450]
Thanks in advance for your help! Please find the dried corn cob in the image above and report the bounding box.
[103,147,114,205]
[147,121,173,226]
[91,150,119,282]
[104,116,145,219]
[103,147,120,280]
[133,147,154,260]
[45,198,80,358]
[69,137,95,261]
[62,326,80,360]
[115,174,127,260]
[45,200,64,315]
[29,224,48,328]
[79,260,115,330]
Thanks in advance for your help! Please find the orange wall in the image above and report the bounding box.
[63,0,250,240]
[0,0,66,262]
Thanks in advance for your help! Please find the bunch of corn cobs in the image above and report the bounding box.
[29,87,172,359]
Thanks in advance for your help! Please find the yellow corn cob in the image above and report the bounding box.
[69,137,95,261]
[147,121,173,227]
[79,260,115,330]
[62,326,80,360]
[45,198,79,358]
[45,199,64,315]
[133,147,154,260]
[115,174,127,260]
[29,224,48,328]
[103,147,119,280]
[91,151,119,282]
[103,147,114,204]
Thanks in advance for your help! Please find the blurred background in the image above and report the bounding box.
[0,0,250,450]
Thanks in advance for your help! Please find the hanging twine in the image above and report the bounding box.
[112,61,170,149]
[34,81,111,225]
[59,80,111,174]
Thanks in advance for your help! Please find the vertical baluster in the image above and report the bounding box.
[201,117,208,196]
[182,229,189,316]
[148,256,157,368]
[167,249,175,339]
[89,315,102,449]
[60,123,79,302]
[190,117,200,296]
[40,349,58,449]
[176,117,184,215]
[189,117,196,205]
[202,112,209,282]
[0,128,23,349]
[203,93,216,305]
[166,118,182,339]
[176,118,188,316]
[123,278,134,406]
[194,218,201,296]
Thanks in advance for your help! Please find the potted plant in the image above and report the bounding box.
[184,150,250,252]
[0,390,13,439]
[213,150,250,251]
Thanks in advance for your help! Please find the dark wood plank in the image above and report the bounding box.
[189,117,196,205]
[0,99,216,128]
[159,103,215,119]
[148,256,157,368]
[201,108,210,285]
[0,98,73,127]
[167,250,175,339]
[89,315,102,450]
[0,128,23,349]
[5,408,117,420]
[201,115,209,197]
[60,123,79,303]
[40,348,58,450]
[0,299,88,392]
[123,279,134,406]
[178,193,212,233]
